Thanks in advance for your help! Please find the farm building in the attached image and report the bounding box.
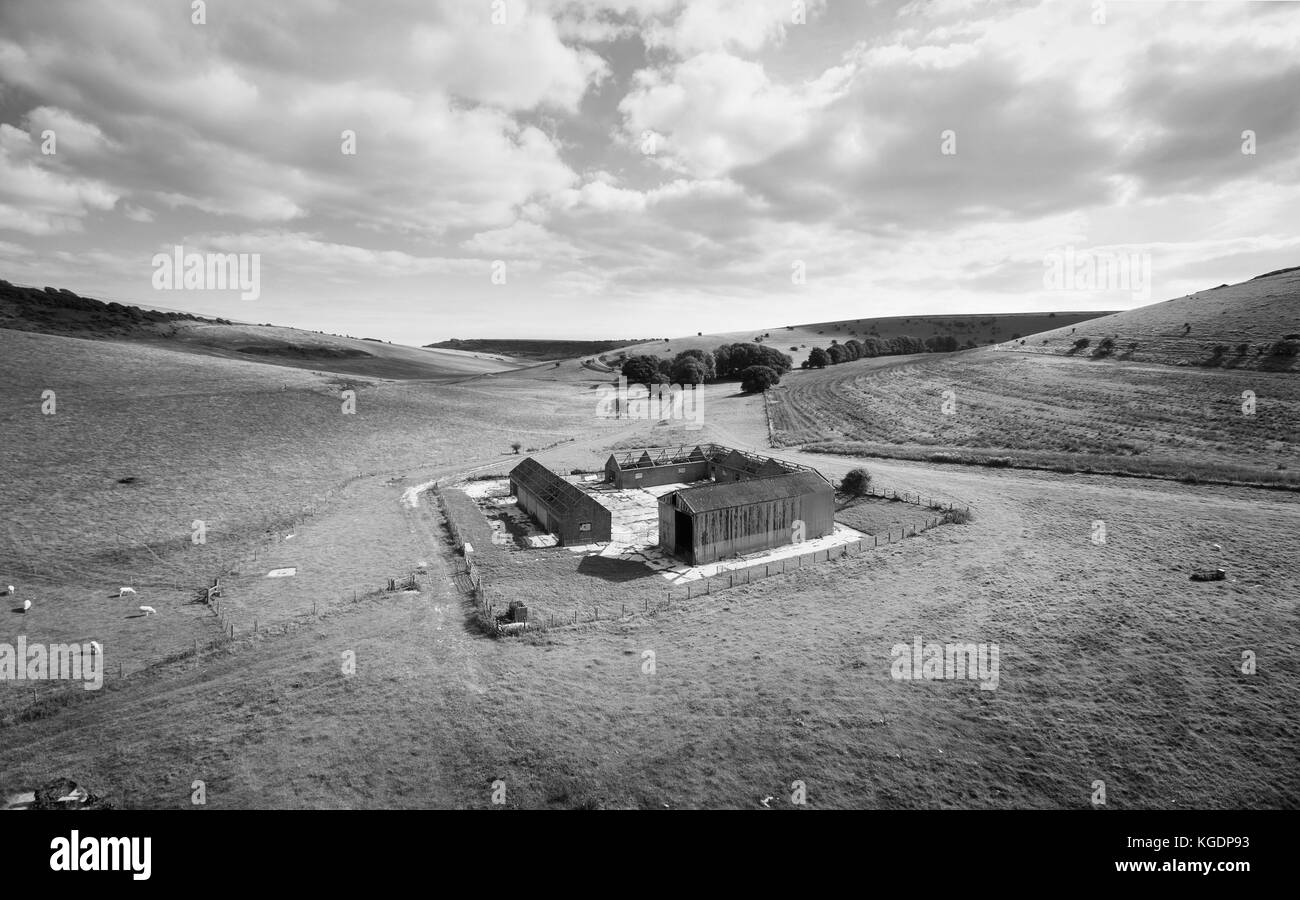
[658,470,835,565]
[509,457,612,545]
[606,443,811,488]
[605,445,711,488]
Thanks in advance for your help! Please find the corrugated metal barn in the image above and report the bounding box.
[658,470,835,565]
[509,457,612,545]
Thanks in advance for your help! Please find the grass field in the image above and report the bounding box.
[1,290,1297,809]
[768,350,1299,488]
[997,266,1300,371]
[0,325,623,712]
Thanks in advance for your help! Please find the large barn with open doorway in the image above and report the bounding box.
[508,457,612,545]
[654,455,835,565]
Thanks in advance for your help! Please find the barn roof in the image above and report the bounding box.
[668,470,831,514]
[509,457,598,514]
[607,444,719,470]
[607,443,810,474]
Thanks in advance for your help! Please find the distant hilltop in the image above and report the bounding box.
[425,338,653,361]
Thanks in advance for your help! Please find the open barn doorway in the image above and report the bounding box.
[674,510,693,559]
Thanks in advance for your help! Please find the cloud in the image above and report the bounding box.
[0,123,118,235]
[619,51,850,177]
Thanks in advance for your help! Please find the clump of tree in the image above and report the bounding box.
[620,354,666,388]
[888,335,927,354]
[840,467,872,497]
[714,342,793,378]
[739,365,780,393]
[806,347,830,368]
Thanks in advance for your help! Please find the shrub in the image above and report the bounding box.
[840,467,872,497]
[1072,337,1091,350]
[739,365,780,393]
[943,508,974,525]
[510,442,523,454]
[1269,340,1300,357]
[807,347,830,368]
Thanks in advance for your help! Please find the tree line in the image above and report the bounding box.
[618,342,794,394]
[617,333,967,394]
[801,334,963,369]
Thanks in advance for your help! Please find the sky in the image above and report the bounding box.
[1,0,1298,344]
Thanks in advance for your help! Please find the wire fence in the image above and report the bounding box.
[663,487,969,600]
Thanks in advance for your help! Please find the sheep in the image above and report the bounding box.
[1211,543,1222,552]
[89,640,102,657]
[118,586,136,597]
[3,585,12,596]
[138,606,156,616]
[22,599,31,613]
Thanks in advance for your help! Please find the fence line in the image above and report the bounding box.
[665,486,967,601]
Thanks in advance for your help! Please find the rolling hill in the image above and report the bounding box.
[760,267,1300,488]
[425,338,649,361]
[997,266,1300,370]
[0,279,524,381]
[601,310,1114,367]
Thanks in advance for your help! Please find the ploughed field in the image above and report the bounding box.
[768,350,1299,488]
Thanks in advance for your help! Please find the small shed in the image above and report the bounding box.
[509,457,612,545]
[658,470,835,565]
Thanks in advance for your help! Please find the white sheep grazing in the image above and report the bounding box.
[139,605,156,616]
[22,599,31,613]
[4,585,12,596]
[1211,543,1222,552]
[118,586,136,597]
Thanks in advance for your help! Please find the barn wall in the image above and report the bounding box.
[688,487,835,564]
[559,494,612,544]
[658,501,676,551]
[511,477,612,545]
[611,460,709,488]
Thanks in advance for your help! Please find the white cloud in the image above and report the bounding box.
[0,124,119,235]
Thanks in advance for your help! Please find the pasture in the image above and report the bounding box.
[769,351,1299,488]
[1,292,1297,809]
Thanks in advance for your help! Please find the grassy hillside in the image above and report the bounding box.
[0,279,523,381]
[0,325,626,690]
[426,338,648,362]
[767,350,1298,488]
[998,267,1300,370]
[607,311,1113,366]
